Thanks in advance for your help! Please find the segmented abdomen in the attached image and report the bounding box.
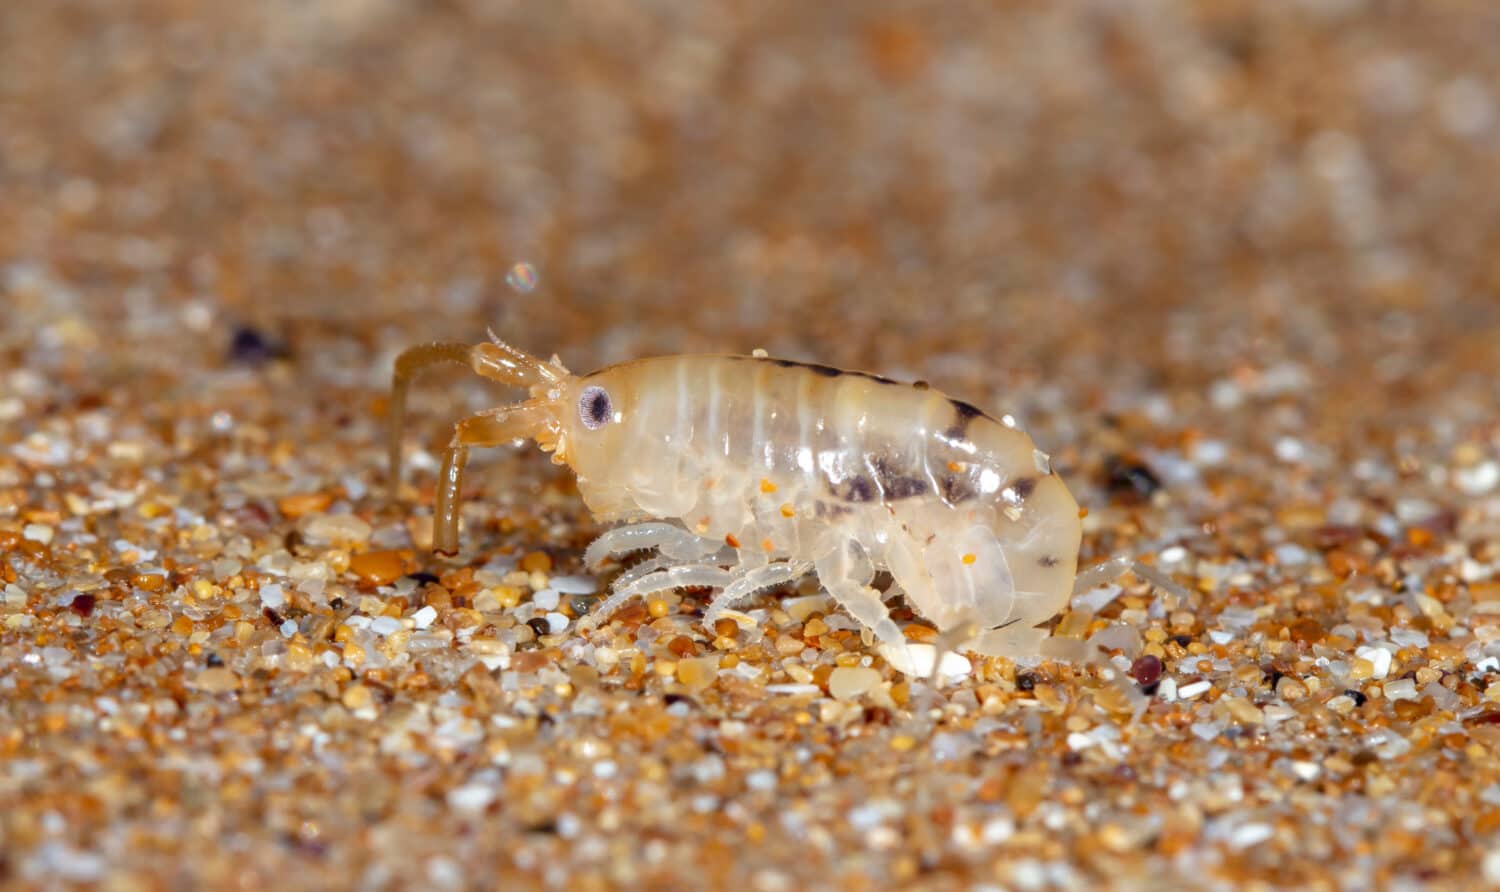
[597,355,1057,529]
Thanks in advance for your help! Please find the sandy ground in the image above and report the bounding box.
[4,1,1500,889]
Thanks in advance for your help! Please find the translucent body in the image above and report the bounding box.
[389,338,1083,659]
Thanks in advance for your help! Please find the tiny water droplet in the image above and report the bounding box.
[506,262,538,294]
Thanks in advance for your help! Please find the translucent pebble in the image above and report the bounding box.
[532,588,560,610]
[1177,679,1212,699]
[676,656,719,691]
[505,262,538,294]
[259,584,286,610]
[1229,823,1274,850]
[547,574,598,594]
[1485,849,1500,885]
[447,783,497,813]
[304,513,372,545]
[1456,461,1500,495]
[827,666,882,700]
[1383,678,1418,701]
[1354,644,1393,679]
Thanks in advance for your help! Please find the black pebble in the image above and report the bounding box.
[1015,672,1038,692]
[1103,454,1163,502]
[526,618,551,637]
[228,326,287,366]
[1343,688,1368,707]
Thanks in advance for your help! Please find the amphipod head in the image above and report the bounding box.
[472,330,575,453]
[479,333,630,471]
[477,335,640,517]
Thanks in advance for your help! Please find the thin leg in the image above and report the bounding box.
[1071,554,1193,601]
[611,565,732,601]
[816,537,906,650]
[824,578,908,652]
[928,615,984,686]
[583,523,722,569]
[607,556,671,590]
[703,561,810,630]
[389,343,471,501]
[1071,554,1133,595]
[431,402,553,555]
[577,564,733,632]
[387,338,563,501]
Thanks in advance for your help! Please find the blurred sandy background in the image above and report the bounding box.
[5,1,1500,889]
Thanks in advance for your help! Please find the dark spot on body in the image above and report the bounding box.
[939,474,977,504]
[841,476,877,502]
[831,458,930,504]
[762,357,897,385]
[872,456,928,499]
[950,399,985,421]
[814,500,855,519]
[1039,555,1059,568]
[940,401,987,441]
[1103,454,1163,503]
[882,475,928,499]
[1011,477,1037,499]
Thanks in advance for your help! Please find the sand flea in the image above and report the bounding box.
[389,334,1082,664]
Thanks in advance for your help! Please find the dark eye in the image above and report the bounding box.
[578,386,613,430]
